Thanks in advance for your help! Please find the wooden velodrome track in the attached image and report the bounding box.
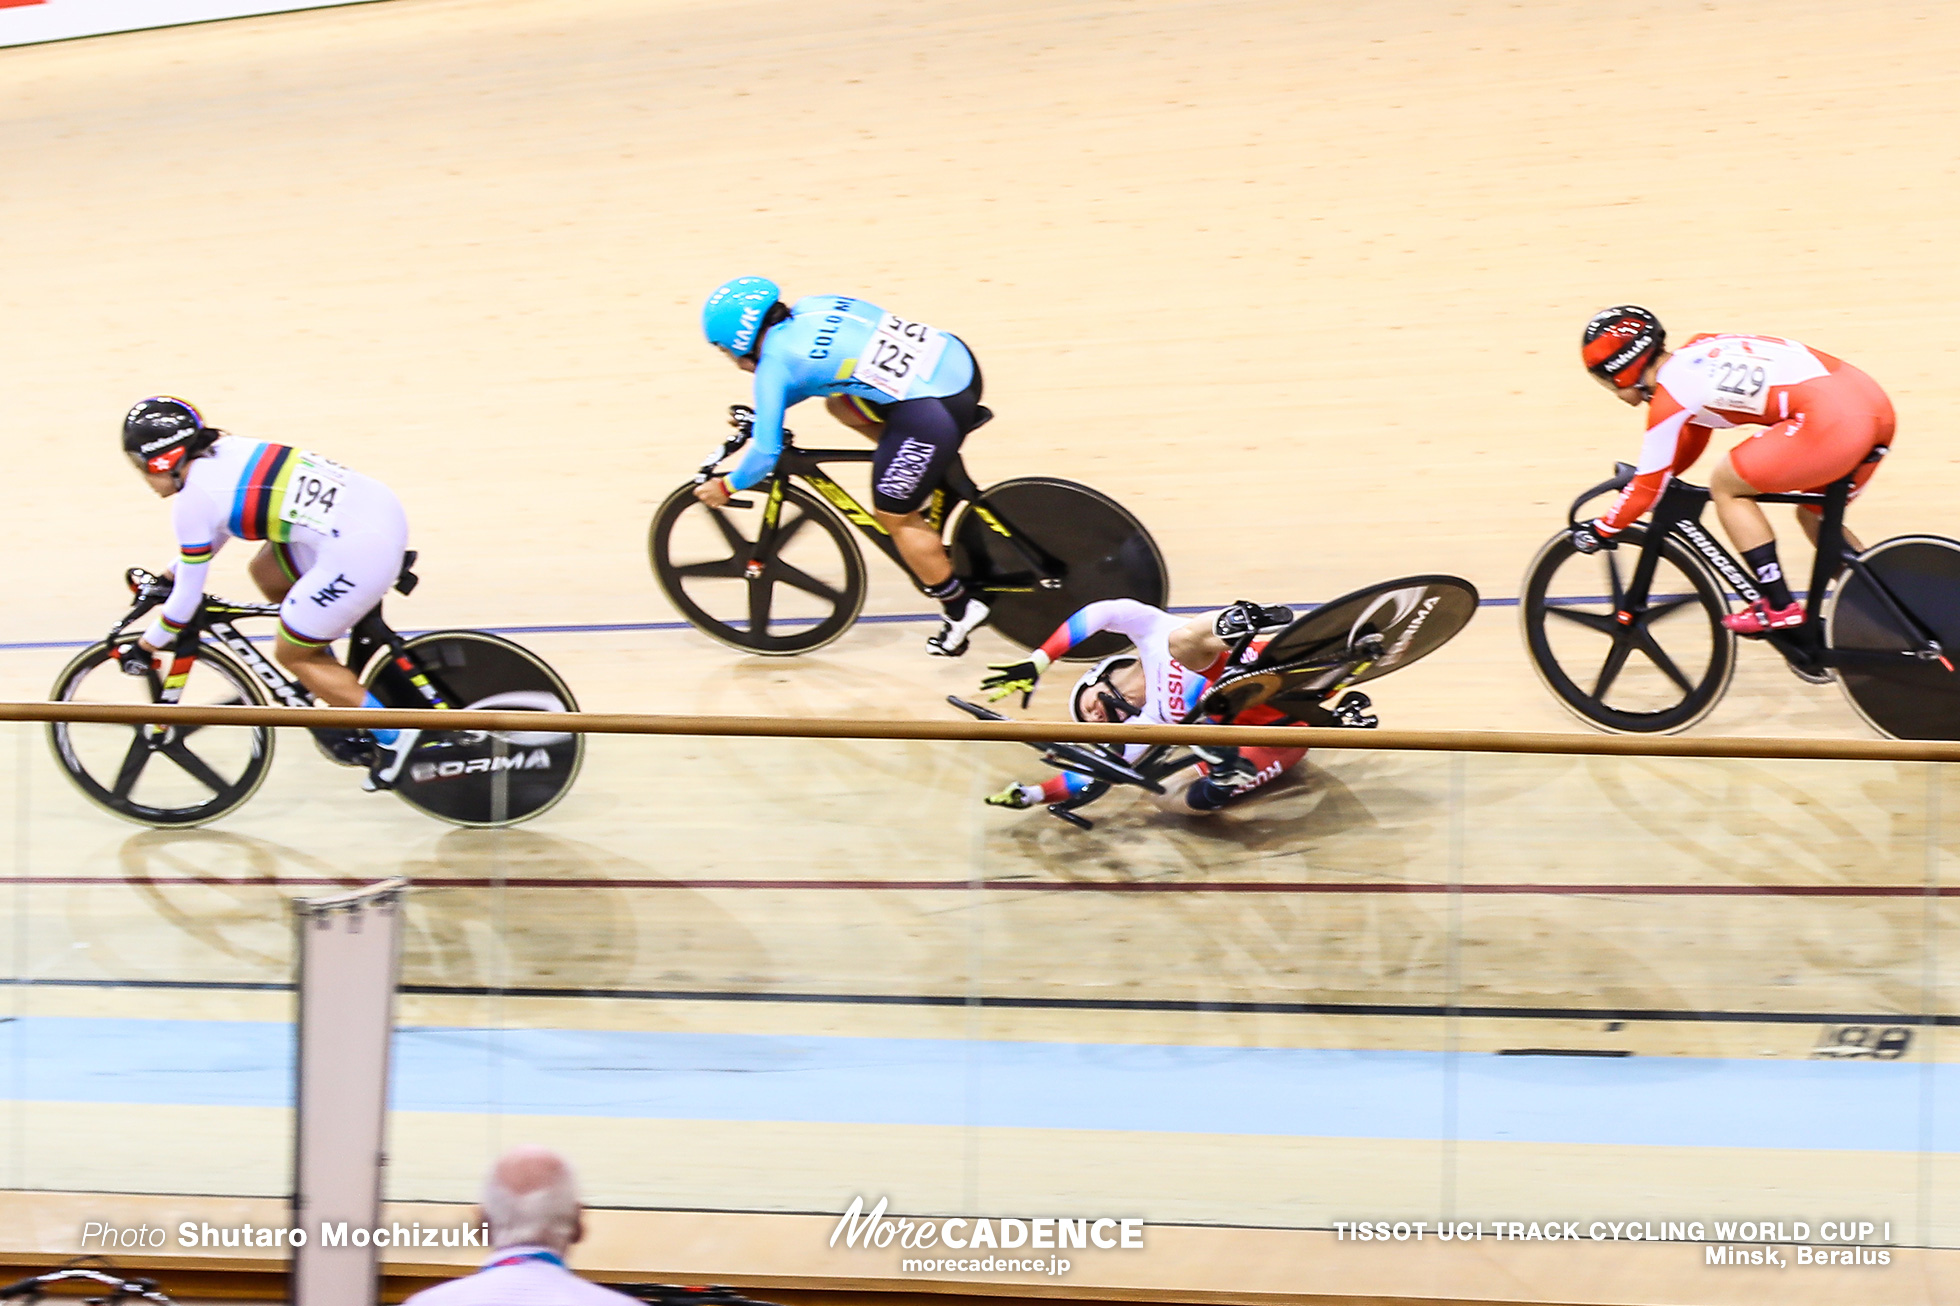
[5,1,1960,1302]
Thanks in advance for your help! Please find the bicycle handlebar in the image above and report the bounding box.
[0,1268,176,1303]
[615,1285,788,1306]
[1565,462,1638,527]
[108,567,173,641]
[108,567,280,643]
[693,405,763,482]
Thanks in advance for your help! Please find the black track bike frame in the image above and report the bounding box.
[123,574,452,716]
[1579,461,1948,674]
[711,430,1065,595]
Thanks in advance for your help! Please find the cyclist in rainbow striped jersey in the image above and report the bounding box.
[119,397,415,776]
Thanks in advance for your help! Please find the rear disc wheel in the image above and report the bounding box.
[364,630,583,827]
[1824,534,1960,739]
[950,477,1167,661]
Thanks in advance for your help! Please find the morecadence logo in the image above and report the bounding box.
[831,1196,1143,1278]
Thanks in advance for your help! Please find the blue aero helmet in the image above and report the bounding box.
[702,277,782,358]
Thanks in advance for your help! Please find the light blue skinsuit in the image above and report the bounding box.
[726,294,976,492]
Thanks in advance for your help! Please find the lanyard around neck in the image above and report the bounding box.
[482,1250,566,1272]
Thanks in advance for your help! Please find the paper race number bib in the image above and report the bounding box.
[1709,356,1772,416]
[851,313,949,401]
[279,452,350,533]
[1693,336,1823,419]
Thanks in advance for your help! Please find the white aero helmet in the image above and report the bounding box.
[1069,655,1141,723]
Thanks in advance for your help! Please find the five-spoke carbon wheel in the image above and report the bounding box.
[650,481,867,655]
[48,639,274,827]
[1520,524,1736,733]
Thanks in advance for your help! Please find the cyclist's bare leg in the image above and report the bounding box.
[1709,460,1775,553]
[873,507,953,587]
[1798,505,1863,554]
[274,637,365,707]
[249,543,295,602]
[1168,613,1228,671]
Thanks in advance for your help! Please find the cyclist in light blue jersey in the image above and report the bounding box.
[695,277,993,656]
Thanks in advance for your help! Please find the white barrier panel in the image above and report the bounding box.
[291,878,406,1306]
[0,0,389,49]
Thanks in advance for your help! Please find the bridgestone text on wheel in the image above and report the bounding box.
[650,481,867,655]
[1520,524,1736,734]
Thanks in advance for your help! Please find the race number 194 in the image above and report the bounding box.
[279,453,350,534]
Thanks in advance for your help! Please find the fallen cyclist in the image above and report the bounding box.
[976,599,1376,817]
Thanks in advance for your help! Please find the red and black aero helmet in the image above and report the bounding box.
[1582,306,1665,388]
[122,396,214,474]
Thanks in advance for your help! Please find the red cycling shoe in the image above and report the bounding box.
[1722,598,1805,634]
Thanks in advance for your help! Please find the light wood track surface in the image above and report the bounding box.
[4,0,1960,1298]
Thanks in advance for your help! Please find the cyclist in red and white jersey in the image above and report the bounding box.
[1575,306,1895,633]
[976,599,1321,816]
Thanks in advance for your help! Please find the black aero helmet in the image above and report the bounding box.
[123,396,213,475]
[1582,305,1666,389]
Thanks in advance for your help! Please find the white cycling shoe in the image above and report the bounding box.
[363,729,423,791]
[926,598,991,658]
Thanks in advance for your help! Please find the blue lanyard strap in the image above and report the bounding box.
[482,1250,566,1272]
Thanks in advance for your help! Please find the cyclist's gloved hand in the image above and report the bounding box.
[114,642,155,677]
[1571,519,1619,554]
[980,649,1052,706]
[985,781,1043,810]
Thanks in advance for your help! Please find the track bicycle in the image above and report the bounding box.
[1520,458,1960,737]
[0,1267,176,1304]
[48,561,583,828]
[952,574,1480,828]
[649,405,1169,658]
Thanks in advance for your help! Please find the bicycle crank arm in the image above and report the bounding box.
[1047,804,1096,831]
[1824,646,1957,671]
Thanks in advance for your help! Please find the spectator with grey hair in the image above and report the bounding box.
[405,1145,639,1303]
